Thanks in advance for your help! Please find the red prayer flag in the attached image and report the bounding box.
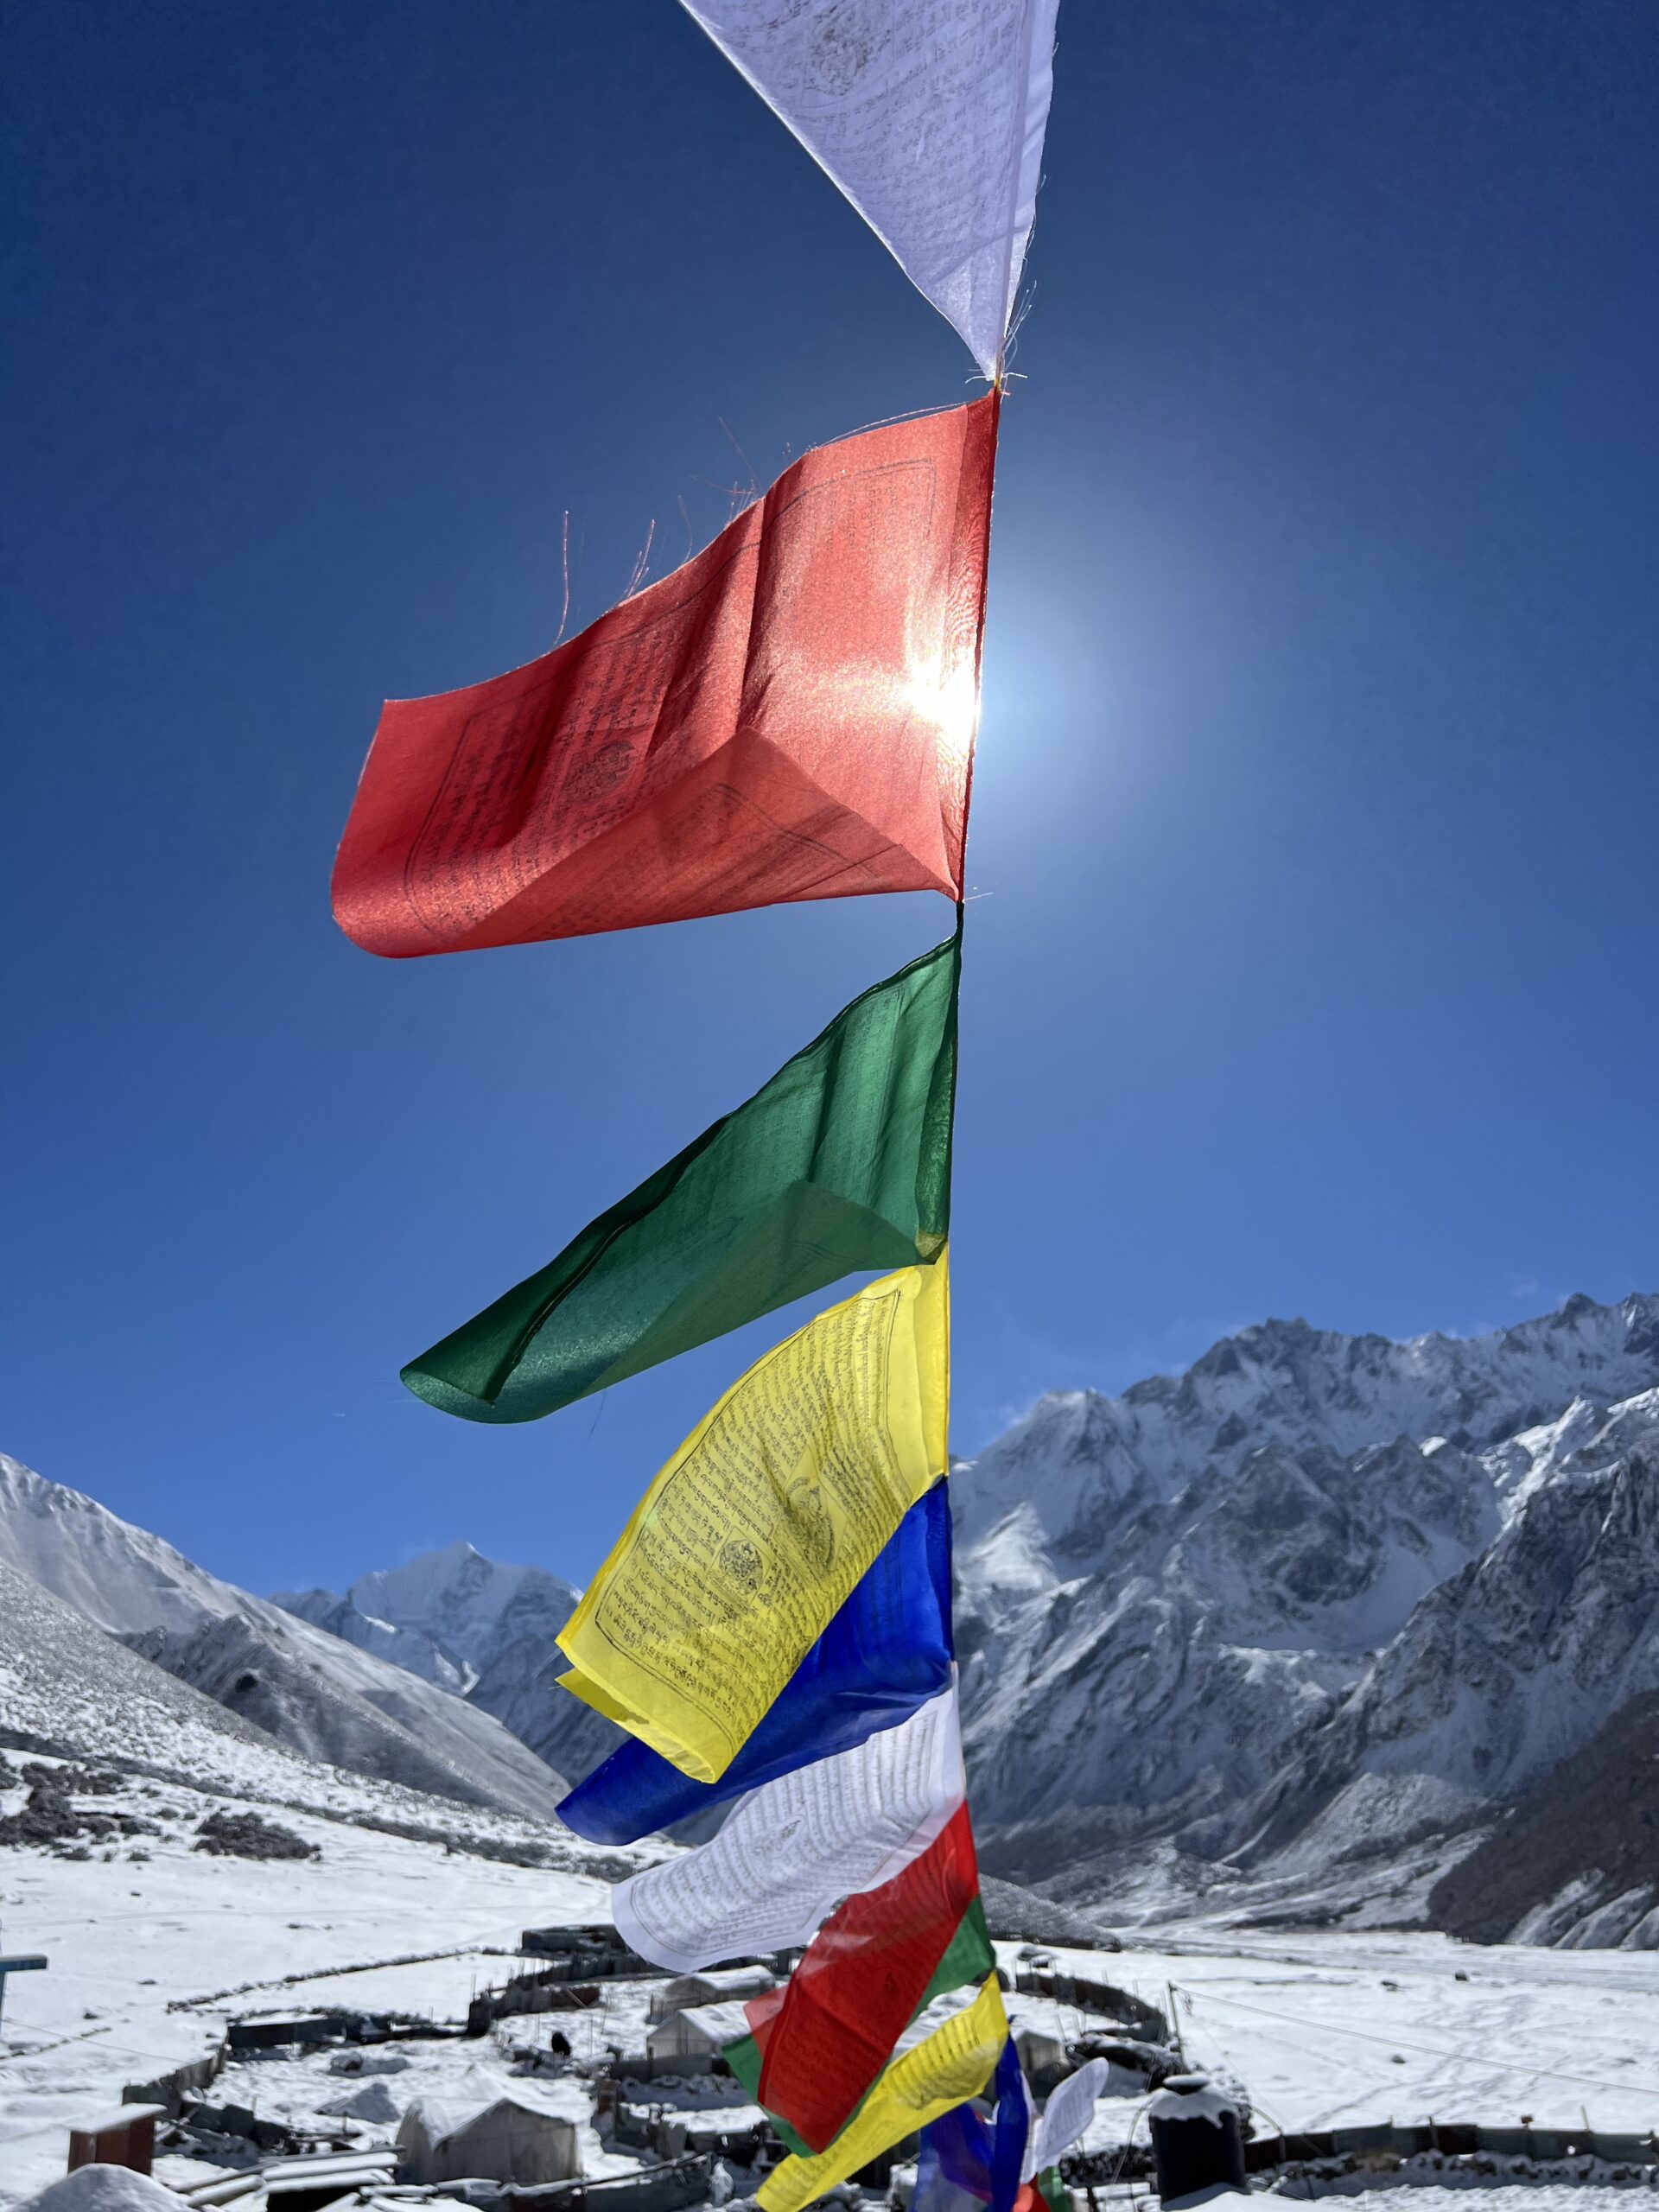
[751,1802,982,2154]
[333,397,998,956]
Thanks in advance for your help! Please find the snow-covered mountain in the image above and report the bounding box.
[0,1457,570,1821]
[949,1292,1659,1935]
[1235,1389,1659,1874]
[954,1292,1659,1562]
[274,1541,582,1695]
[272,1540,624,1784]
[2,1551,289,1782]
[465,1625,630,1786]
[0,1551,589,1865]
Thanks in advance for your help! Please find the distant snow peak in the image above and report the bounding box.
[273,1540,582,1702]
[0,1455,569,1820]
[270,1537,614,1787]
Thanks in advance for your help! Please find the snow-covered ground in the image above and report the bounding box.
[8,1789,1659,2209]
[1028,1929,1659,2162]
[1267,2183,1659,2203]
[0,1767,613,2208]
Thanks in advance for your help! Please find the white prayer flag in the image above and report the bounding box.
[1028,2056,1109,2176]
[679,0,1061,377]
[609,1681,965,1974]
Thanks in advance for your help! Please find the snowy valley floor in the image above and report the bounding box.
[0,1779,615,2205]
[1057,1926,1659,2151]
[6,1797,1659,2206]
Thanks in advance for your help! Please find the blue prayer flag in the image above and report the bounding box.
[556,1482,953,1845]
[916,2101,994,2212]
[989,2037,1035,2212]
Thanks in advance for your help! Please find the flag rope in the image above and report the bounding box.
[336,10,1070,2200]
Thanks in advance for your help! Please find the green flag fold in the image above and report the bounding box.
[403,925,960,1423]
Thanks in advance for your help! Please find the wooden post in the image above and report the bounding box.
[67,2106,168,2176]
[0,1952,48,2036]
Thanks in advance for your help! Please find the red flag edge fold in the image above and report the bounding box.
[751,1802,982,2153]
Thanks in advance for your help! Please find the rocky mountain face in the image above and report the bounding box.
[1427,1688,1659,1948]
[275,1542,582,1696]
[1231,1391,1659,1872]
[465,1632,628,1787]
[0,1457,570,1821]
[949,1294,1659,1937]
[273,1541,626,1785]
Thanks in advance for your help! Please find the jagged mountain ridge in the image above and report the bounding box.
[272,1539,625,1784]
[950,1293,1659,1935]
[953,1291,1659,1560]
[274,1541,582,1696]
[0,1457,570,1821]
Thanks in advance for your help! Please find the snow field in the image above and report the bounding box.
[0,1769,611,2208]
[8,1792,1659,2205]
[1041,1930,1659,2146]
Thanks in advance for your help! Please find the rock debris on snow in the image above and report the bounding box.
[193,1808,318,1860]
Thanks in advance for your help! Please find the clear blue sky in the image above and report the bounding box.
[3,3,1656,1598]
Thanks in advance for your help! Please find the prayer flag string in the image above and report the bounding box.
[334,10,1070,2200]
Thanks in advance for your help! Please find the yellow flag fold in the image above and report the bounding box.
[757,1974,1008,2212]
[556,1258,950,1783]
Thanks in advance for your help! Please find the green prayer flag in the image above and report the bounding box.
[724,2034,812,2158]
[918,1895,995,2009]
[403,925,960,1423]
[1039,2169,1074,2212]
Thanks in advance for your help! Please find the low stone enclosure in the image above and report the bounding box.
[518,1926,664,1979]
[470,1941,797,2037]
[1246,2120,1659,2175]
[1006,1965,1168,2044]
[468,2152,717,2212]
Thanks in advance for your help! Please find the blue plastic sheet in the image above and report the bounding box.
[557,1481,953,1844]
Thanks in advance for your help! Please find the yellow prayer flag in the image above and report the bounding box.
[757,1975,1008,2212]
[556,1258,950,1784]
